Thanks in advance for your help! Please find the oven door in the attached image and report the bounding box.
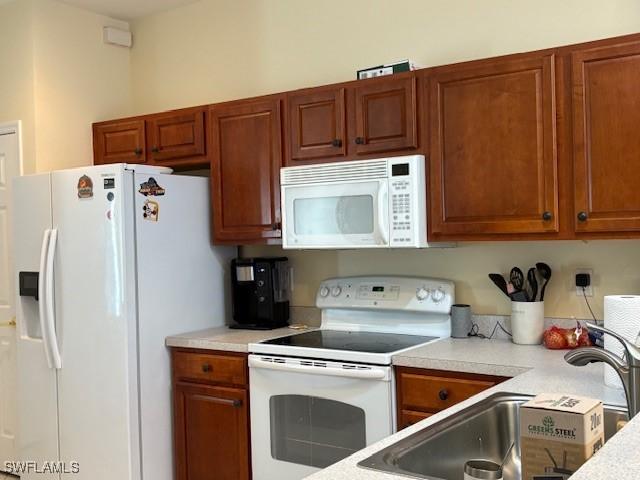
[281,179,389,249]
[248,355,394,480]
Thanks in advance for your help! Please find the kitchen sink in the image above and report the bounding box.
[358,392,627,480]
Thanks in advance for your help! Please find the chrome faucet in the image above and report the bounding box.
[564,323,640,419]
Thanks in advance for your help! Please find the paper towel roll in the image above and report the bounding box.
[604,295,640,389]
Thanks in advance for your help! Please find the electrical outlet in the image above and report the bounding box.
[575,268,593,297]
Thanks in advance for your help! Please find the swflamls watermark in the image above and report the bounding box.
[4,461,80,474]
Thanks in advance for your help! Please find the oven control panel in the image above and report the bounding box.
[316,276,454,314]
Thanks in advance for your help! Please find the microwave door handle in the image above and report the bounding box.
[377,182,389,244]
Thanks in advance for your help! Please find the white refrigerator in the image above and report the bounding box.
[12,163,235,480]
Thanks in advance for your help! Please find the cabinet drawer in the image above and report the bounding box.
[399,409,433,430]
[398,368,505,413]
[172,350,247,386]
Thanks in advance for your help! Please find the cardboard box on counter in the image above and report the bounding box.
[520,393,604,480]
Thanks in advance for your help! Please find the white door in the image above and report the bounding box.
[248,356,393,480]
[282,179,388,249]
[0,125,21,471]
[13,173,60,480]
[51,165,139,480]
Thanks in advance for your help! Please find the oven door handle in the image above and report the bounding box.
[249,356,389,380]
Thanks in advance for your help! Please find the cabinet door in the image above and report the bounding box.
[209,99,283,243]
[353,76,418,154]
[146,109,206,165]
[572,41,640,232]
[174,382,249,480]
[287,87,346,163]
[93,120,145,164]
[429,55,558,236]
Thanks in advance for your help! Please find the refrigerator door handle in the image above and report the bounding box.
[44,228,62,369]
[38,229,53,367]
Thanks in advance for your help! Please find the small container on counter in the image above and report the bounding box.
[511,301,544,345]
[451,304,472,338]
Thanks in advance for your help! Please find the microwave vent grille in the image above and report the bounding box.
[281,159,388,185]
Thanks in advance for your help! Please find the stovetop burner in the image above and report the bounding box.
[260,329,438,354]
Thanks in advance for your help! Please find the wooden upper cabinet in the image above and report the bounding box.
[429,54,559,237]
[209,98,283,243]
[572,41,640,233]
[146,109,206,164]
[93,120,146,164]
[353,75,418,155]
[287,87,346,163]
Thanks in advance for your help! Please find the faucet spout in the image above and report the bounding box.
[564,347,627,371]
[564,327,640,419]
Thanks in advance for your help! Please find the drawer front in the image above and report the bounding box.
[399,409,433,430]
[173,351,247,386]
[399,371,498,412]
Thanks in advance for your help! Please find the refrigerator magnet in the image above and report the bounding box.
[142,199,159,222]
[138,177,165,197]
[77,175,94,199]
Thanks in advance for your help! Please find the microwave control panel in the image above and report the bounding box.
[388,156,427,248]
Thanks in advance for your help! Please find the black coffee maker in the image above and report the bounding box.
[230,257,290,330]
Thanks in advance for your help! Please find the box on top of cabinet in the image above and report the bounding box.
[520,393,604,480]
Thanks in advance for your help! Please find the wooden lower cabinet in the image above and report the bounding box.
[395,367,508,430]
[172,349,250,480]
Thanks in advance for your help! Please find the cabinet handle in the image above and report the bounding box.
[195,394,242,408]
[577,211,588,222]
[438,389,449,401]
[355,137,365,145]
[134,148,143,156]
[151,146,160,153]
[332,139,342,148]
[542,211,553,221]
[272,222,282,230]
[201,363,212,373]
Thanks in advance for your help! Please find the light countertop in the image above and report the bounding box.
[165,325,310,352]
[165,327,636,480]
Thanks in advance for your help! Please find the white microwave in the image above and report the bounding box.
[281,155,436,249]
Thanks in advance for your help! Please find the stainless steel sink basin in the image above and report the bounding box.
[359,392,627,480]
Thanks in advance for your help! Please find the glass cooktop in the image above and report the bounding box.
[261,330,437,354]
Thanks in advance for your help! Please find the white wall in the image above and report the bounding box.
[0,0,133,173]
[0,0,36,173]
[130,0,640,112]
[31,0,133,172]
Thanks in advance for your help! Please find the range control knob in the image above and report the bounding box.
[431,287,446,304]
[319,286,330,298]
[331,286,342,297]
[416,287,430,301]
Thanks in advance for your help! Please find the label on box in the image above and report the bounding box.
[520,393,604,480]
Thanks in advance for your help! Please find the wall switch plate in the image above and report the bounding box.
[575,268,593,297]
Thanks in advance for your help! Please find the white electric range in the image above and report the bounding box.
[248,275,455,480]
